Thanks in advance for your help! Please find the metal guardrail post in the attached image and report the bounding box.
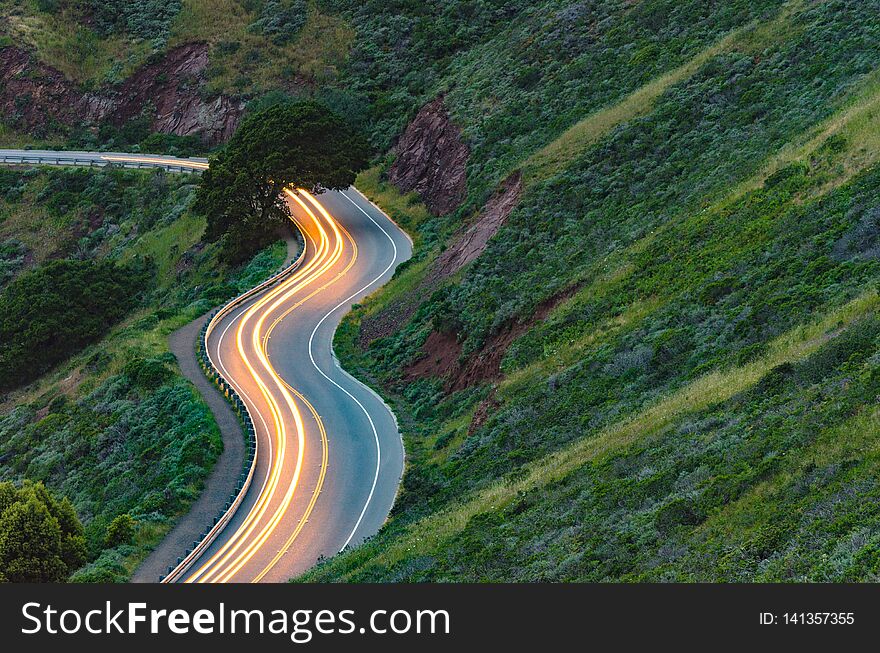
[160,220,308,583]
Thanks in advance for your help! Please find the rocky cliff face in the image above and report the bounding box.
[0,47,110,134]
[109,43,244,145]
[0,44,243,145]
[387,96,469,216]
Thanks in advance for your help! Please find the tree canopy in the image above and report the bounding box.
[196,100,369,263]
[0,482,86,582]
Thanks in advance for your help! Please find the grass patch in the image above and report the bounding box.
[354,164,431,241]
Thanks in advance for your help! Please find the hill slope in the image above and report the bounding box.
[0,166,290,581]
[4,0,880,583]
[299,0,880,582]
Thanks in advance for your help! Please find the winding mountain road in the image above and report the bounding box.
[1,150,411,582]
[181,187,410,583]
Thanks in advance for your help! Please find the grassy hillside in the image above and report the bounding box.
[0,166,288,581]
[298,0,880,581]
[0,0,351,95]
[4,0,880,583]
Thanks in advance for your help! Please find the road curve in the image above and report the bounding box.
[1,150,412,582]
[181,188,410,583]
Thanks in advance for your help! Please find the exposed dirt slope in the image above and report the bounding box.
[405,284,578,392]
[427,171,522,284]
[359,171,523,348]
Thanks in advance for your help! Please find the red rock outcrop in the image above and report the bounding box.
[0,47,110,133]
[387,96,469,216]
[0,44,242,145]
[109,43,244,145]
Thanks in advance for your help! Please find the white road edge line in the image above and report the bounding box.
[310,188,399,551]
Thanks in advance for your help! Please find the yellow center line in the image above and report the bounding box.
[185,192,337,582]
[209,190,352,582]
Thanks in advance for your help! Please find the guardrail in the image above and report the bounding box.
[160,225,307,583]
[0,148,304,581]
[0,153,206,174]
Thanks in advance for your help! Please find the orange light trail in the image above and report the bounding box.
[184,188,355,583]
[99,155,209,169]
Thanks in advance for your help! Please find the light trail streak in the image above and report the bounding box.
[185,189,353,583]
[100,155,209,169]
[208,191,352,583]
[186,195,334,582]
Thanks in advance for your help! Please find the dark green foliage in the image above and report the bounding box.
[324,0,785,161]
[0,375,222,554]
[0,259,148,390]
[123,357,173,389]
[86,0,182,43]
[139,132,207,157]
[250,0,308,45]
[0,481,86,582]
[35,0,60,12]
[76,118,209,156]
[196,100,368,263]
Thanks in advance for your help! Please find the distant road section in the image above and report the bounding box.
[0,149,208,173]
[1,150,411,582]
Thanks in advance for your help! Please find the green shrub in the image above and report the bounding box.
[0,259,149,390]
[249,0,307,45]
[0,481,86,583]
[104,514,136,548]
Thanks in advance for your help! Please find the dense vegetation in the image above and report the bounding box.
[296,0,880,582]
[0,166,291,581]
[197,100,367,262]
[321,0,788,188]
[250,0,308,45]
[0,481,86,582]
[5,0,880,584]
[86,0,183,44]
[0,259,147,390]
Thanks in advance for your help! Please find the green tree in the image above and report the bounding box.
[195,101,369,263]
[0,498,67,582]
[105,514,136,548]
[0,483,16,515]
[0,482,86,583]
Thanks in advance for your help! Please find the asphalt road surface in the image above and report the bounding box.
[1,151,411,582]
[181,188,410,583]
